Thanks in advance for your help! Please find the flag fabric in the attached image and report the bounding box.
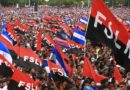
[86,0,130,71]
[77,23,87,31]
[14,45,42,66]
[1,21,17,45]
[52,28,60,33]
[42,60,73,85]
[58,22,71,37]
[49,45,71,75]
[36,29,43,51]
[42,60,51,74]
[6,22,14,30]
[0,36,14,50]
[124,25,130,32]
[72,54,76,61]
[67,39,84,49]
[6,23,18,43]
[64,61,73,76]
[126,20,130,26]
[62,16,71,24]
[79,17,88,24]
[0,42,12,64]
[44,27,60,34]
[0,55,39,90]
[54,37,70,48]
[11,68,38,90]
[14,22,28,32]
[43,60,64,74]
[56,31,69,40]
[72,28,86,45]
[55,45,70,63]
[82,57,106,83]
[113,65,122,84]
[44,34,55,46]
[42,60,64,80]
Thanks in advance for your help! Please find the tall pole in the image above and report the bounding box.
[88,0,90,7]
[29,0,30,7]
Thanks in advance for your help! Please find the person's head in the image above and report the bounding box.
[0,77,9,88]
[62,81,68,88]
[119,82,126,90]
[0,63,13,88]
[100,78,110,88]
[82,78,92,87]
[35,74,45,86]
[91,80,96,87]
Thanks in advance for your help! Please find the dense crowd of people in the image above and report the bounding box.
[0,5,130,90]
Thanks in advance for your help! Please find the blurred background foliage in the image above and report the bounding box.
[0,0,129,7]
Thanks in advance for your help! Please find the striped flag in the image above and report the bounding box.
[42,60,51,74]
[0,42,12,64]
[49,45,73,76]
[1,21,17,45]
[72,28,86,45]
[79,17,88,24]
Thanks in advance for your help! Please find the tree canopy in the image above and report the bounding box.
[0,0,129,7]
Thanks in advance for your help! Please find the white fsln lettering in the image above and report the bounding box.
[104,22,113,39]
[94,11,106,28]
[23,56,41,66]
[124,40,130,59]
[25,83,31,90]
[114,31,121,49]
[24,56,28,61]
[94,11,130,60]
[30,57,35,63]
[18,81,25,87]
[35,59,40,66]
[18,81,38,90]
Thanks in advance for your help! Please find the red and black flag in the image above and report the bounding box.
[86,0,130,71]
[13,45,42,67]
[36,29,43,51]
[0,55,39,90]
[82,57,106,83]
[14,22,28,34]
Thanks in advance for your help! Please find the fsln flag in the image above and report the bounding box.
[0,55,38,90]
[72,28,86,45]
[113,65,122,84]
[1,21,17,45]
[82,57,105,83]
[13,45,42,66]
[36,29,43,51]
[0,42,12,64]
[49,46,69,75]
[44,34,55,46]
[86,0,130,71]
[43,59,64,75]
[79,17,88,24]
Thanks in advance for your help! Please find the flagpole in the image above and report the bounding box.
[29,0,30,7]
[84,41,86,57]
[87,0,90,7]
[84,5,92,57]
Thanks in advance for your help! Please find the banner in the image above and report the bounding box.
[83,57,106,83]
[0,55,39,90]
[86,0,130,71]
[36,29,43,51]
[14,45,42,66]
